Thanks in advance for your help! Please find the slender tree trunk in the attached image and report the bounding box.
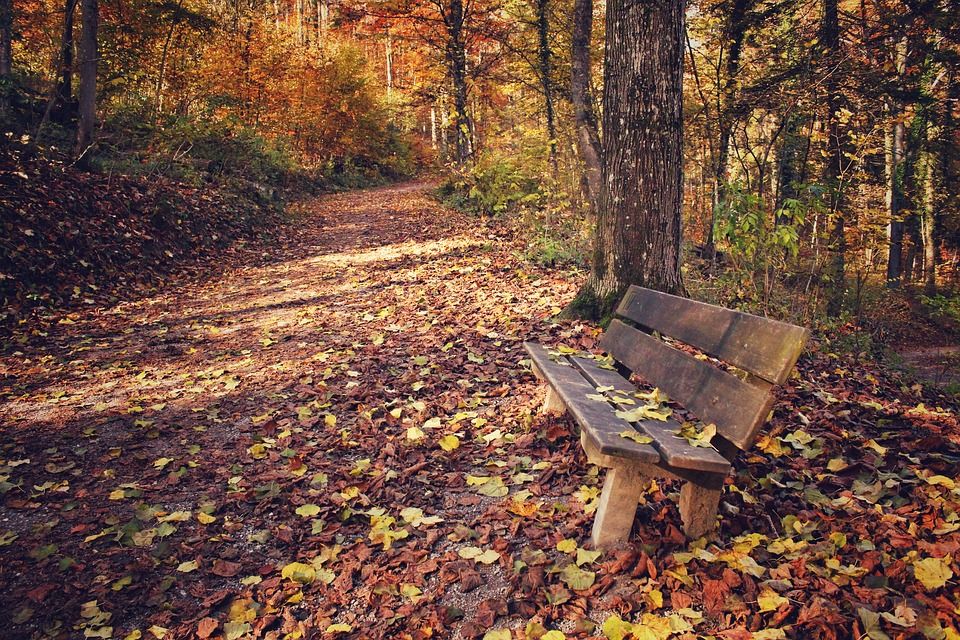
[571,0,685,318]
[51,0,78,123]
[0,0,12,116]
[74,0,97,159]
[885,36,907,288]
[444,0,471,163]
[153,0,183,128]
[707,0,751,258]
[822,0,846,315]
[920,137,938,294]
[570,0,601,205]
[385,29,393,97]
[534,0,558,176]
[0,0,11,78]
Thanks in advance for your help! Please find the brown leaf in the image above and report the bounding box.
[459,569,484,592]
[196,617,218,639]
[475,597,507,628]
[212,560,242,577]
[702,578,732,616]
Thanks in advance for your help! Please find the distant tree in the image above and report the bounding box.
[0,0,11,116]
[570,0,686,319]
[570,0,601,204]
[75,0,97,158]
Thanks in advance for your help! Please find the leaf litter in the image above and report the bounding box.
[0,182,959,639]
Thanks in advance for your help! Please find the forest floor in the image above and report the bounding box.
[2,182,960,640]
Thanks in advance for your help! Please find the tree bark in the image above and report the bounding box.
[885,36,907,288]
[74,0,97,159]
[707,0,751,258]
[571,0,685,318]
[920,146,937,294]
[153,0,184,127]
[534,0,558,176]
[443,0,471,163]
[0,0,11,116]
[822,0,846,316]
[52,0,78,123]
[570,0,602,205]
[0,0,11,78]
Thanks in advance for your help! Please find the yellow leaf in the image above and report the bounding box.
[757,435,786,457]
[556,539,578,554]
[326,623,353,633]
[866,439,888,456]
[109,490,125,500]
[914,556,954,590]
[324,414,337,427]
[177,560,198,573]
[541,632,566,640]
[406,426,426,441]
[618,430,653,444]
[633,614,673,640]
[757,587,788,612]
[924,475,957,489]
[475,550,501,564]
[645,589,664,609]
[281,562,316,584]
[197,512,215,524]
[296,504,321,517]
[400,584,422,601]
[438,435,460,452]
[827,457,849,472]
[616,405,673,422]
[601,615,632,640]
[148,626,169,639]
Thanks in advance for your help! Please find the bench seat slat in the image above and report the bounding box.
[601,320,775,451]
[616,286,810,385]
[570,356,732,474]
[524,343,660,464]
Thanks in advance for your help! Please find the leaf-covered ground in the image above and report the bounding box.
[0,143,285,335]
[1,183,959,640]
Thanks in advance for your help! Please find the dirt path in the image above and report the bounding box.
[0,183,588,639]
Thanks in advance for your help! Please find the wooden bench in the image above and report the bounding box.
[525,286,810,547]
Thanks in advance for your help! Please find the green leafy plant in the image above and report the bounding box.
[713,182,824,313]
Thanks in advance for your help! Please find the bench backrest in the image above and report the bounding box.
[599,286,810,453]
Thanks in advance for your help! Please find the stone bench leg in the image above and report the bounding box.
[591,466,646,548]
[679,481,722,539]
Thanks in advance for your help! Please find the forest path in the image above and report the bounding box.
[0,181,587,638]
[3,183,960,639]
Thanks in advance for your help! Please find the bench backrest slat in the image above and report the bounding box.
[601,319,777,451]
[616,286,810,385]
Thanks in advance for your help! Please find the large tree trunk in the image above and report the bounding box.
[74,0,97,158]
[570,0,602,205]
[571,0,685,318]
